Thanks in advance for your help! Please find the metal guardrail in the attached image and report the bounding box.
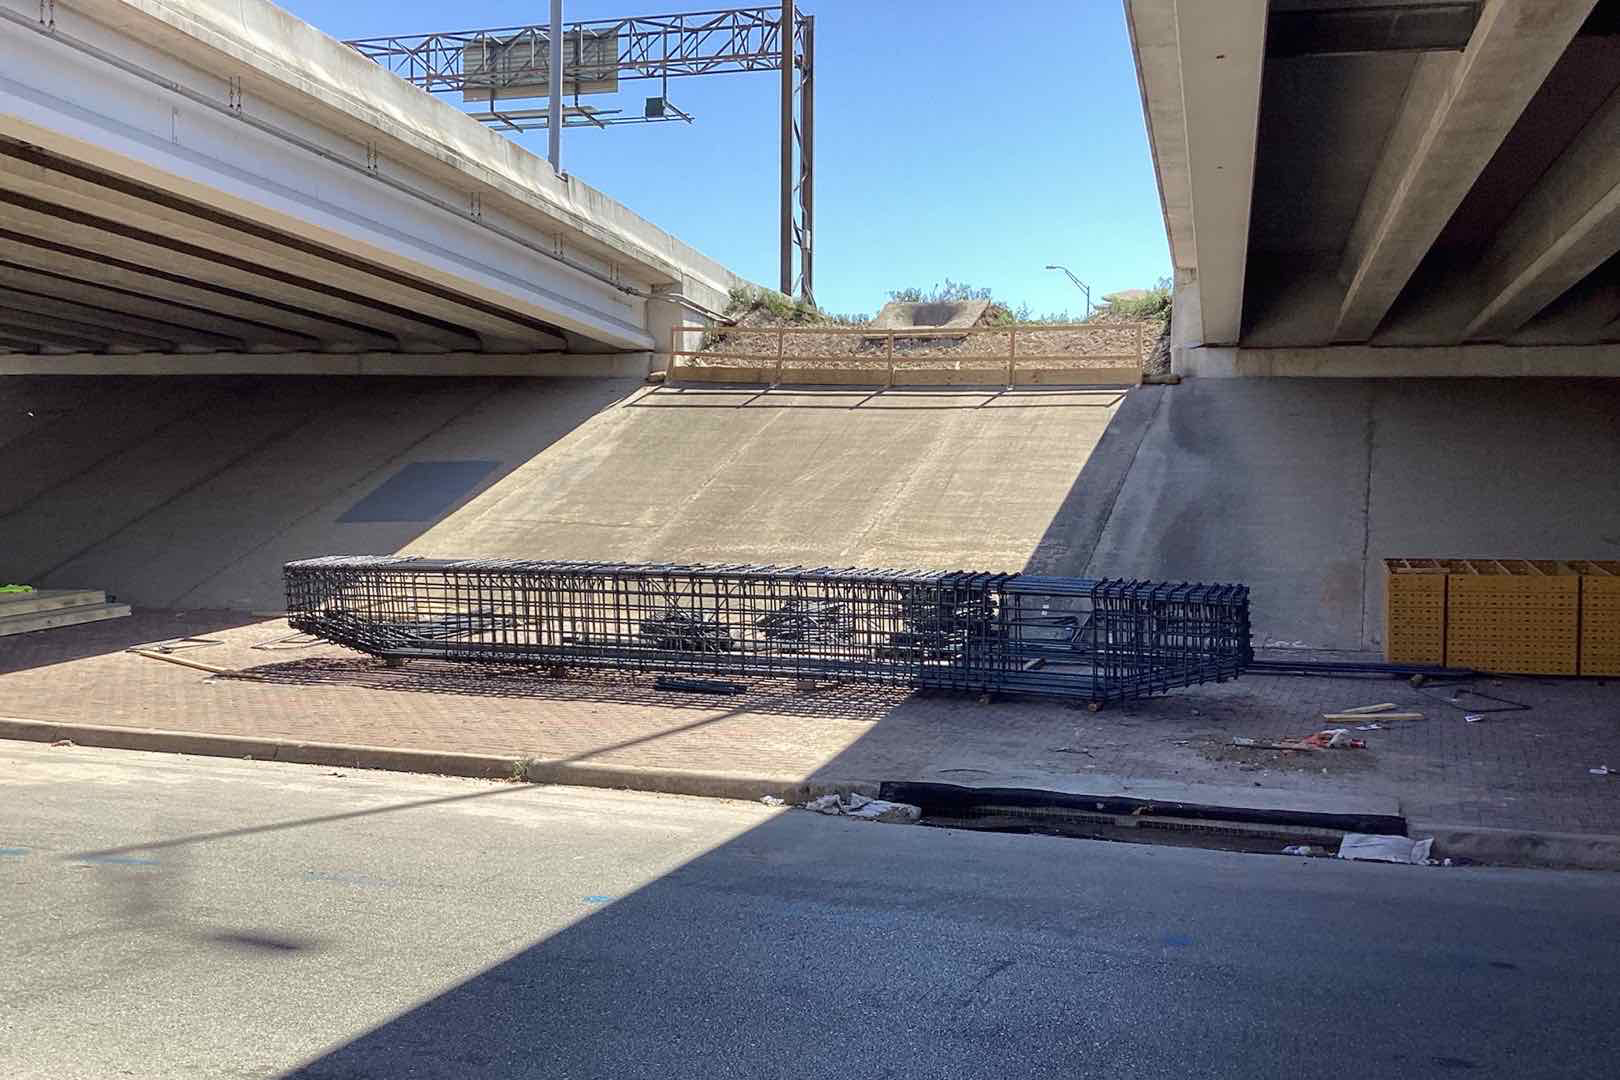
[668,322,1147,387]
[285,557,1250,705]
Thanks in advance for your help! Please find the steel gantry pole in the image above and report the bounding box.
[346,7,814,286]
[548,0,563,171]
[778,1,795,296]
[799,13,814,304]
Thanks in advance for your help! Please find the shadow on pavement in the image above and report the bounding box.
[243,656,912,722]
[1022,384,1163,578]
[0,374,636,614]
[0,608,262,675]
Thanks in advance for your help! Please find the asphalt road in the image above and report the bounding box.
[2,742,1617,1080]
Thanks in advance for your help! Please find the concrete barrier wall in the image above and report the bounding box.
[1082,378,1620,651]
[0,377,1126,613]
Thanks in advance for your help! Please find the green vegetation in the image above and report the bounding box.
[1090,277,1172,325]
[885,280,1078,325]
[886,279,992,305]
[884,276,1173,326]
[0,584,35,594]
[724,285,868,327]
[716,276,1172,334]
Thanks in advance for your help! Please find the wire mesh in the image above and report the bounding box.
[285,557,1250,703]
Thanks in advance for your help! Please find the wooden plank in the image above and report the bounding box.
[776,366,892,386]
[0,588,106,616]
[0,602,131,637]
[765,322,1150,337]
[1013,366,1142,386]
[888,370,1006,387]
[1232,737,1319,751]
[672,365,775,384]
[1320,712,1424,722]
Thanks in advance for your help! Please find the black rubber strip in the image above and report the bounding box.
[879,781,1408,837]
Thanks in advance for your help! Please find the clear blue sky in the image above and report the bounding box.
[278,0,1170,318]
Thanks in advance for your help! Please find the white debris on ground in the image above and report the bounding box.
[802,792,922,824]
[759,795,786,807]
[1337,833,1435,864]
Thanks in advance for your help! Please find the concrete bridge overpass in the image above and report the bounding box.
[1128,0,1620,377]
[0,0,742,373]
[4,0,1618,654]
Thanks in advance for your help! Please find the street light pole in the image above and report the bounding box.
[1044,264,1092,318]
[548,0,563,172]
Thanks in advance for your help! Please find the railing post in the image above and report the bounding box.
[774,326,785,386]
[886,331,895,387]
[1007,325,1017,386]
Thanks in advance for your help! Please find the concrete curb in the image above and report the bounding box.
[1412,822,1620,872]
[0,716,878,805]
[6,716,1616,869]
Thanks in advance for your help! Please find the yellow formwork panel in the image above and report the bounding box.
[1383,559,1447,665]
[1571,560,1620,677]
[1444,559,1579,675]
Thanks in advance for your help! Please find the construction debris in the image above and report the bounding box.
[1321,712,1423,722]
[803,792,921,824]
[1302,729,1365,750]
[1338,703,1398,715]
[127,648,259,680]
[1233,736,1316,751]
[1338,834,1434,865]
[1233,728,1366,751]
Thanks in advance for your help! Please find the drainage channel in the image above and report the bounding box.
[880,781,1408,858]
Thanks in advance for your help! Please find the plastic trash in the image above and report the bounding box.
[759,795,785,807]
[801,792,920,823]
[1590,766,1613,777]
[1304,728,1365,749]
[1464,714,1484,723]
[1281,845,1320,857]
[1337,833,1435,864]
[804,793,846,814]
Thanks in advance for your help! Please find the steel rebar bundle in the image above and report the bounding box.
[284,557,1251,704]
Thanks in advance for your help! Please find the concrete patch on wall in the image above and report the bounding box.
[339,461,500,523]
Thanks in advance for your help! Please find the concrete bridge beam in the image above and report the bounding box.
[0,195,479,352]
[0,285,246,351]
[0,261,316,350]
[0,232,397,352]
[0,146,568,353]
[1459,83,1620,341]
[1332,0,1596,343]
[0,303,179,352]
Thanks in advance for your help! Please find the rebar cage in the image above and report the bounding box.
[284,557,1251,704]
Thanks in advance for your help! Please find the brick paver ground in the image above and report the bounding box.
[3,610,1618,834]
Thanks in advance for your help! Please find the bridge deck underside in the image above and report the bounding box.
[0,140,571,357]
